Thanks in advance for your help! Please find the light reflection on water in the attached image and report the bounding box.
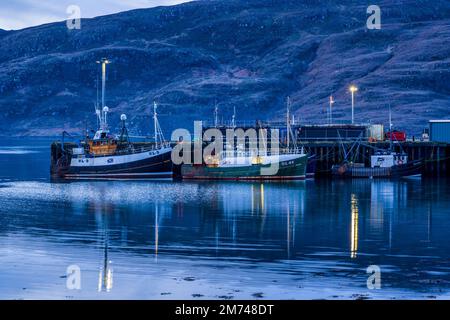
[0,139,449,299]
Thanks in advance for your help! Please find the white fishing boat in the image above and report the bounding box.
[51,58,173,180]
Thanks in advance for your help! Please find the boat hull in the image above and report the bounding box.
[181,154,308,180]
[53,148,173,180]
[331,160,424,179]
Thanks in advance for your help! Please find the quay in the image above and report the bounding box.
[51,123,450,178]
[199,122,450,177]
[302,140,449,177]
[51,140,450,178]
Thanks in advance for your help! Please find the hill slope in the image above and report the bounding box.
[0,0,449,136]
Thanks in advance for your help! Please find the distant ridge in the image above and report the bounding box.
[0,0,449,136]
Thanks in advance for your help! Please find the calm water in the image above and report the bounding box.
[0,138,449,300]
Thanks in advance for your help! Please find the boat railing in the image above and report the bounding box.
[109,141,172,156]
[219,147,305,160]
[68,141,171,158]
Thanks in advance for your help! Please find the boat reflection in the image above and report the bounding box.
[97,214,113,292]
[155,202,159,261]
[3,139,450,299]
[350,193,359,258]
[1,177,446,297]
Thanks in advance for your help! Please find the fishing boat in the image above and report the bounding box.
[50,58,172,180]
[331,151,423,178]
[181,150,308,180]
[331,107,423,179]
[181,97,308,180]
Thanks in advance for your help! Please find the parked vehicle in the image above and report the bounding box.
[385,130,406,142]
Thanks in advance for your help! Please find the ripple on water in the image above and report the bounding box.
[0,147,40,155]
[0,181,221,205]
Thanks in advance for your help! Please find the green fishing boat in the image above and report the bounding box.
[182,96,308,180]
[181,152,308,180]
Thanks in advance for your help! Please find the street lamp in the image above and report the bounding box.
[329,95,335,125]
[96,58,111,131]
[96,58,110,110]
[349,85,358,124]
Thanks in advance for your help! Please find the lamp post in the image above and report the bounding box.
[96,58,110,110]
[349,85,358,124]
[329,95,335,125]
[95,58,110,131]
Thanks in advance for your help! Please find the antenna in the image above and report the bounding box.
[286,96,298,152]
[329,95,335,124]
[389,104,393,151]
[287,96,291,149]
[214,100,219,128]
[154,101,158,143]
[153,101,165,147]
[389,104,393,131]
[94,103,100,129]
[231,106,236,128]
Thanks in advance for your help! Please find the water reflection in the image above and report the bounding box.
[287,203,292,259]
[95,204,113,292]
[0,172,450,298]
[155,202,159,261]
[350,194,359,259]
[98,231,113,293]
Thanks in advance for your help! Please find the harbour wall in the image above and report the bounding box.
[302,141,449,177]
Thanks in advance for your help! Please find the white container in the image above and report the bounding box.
[72,147,84,155]
[367,124,384,141]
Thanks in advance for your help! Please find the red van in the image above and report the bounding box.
[385,130,406,142]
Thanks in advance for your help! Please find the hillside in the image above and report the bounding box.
[0,0,449,136]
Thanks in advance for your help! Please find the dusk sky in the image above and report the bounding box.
[0,0,192,30]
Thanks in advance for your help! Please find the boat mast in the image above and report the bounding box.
[100,58,109,110]
[96,58,110,131]
[214,100,219,128]
[153,101,165,147]
[95,75,100,129]
[389,104,393,152]
[153,101,158,143]
[154,101,158,144]
[231,106,236,128]
[329,95,335,125]
[119,114,129,144]
[286,96,291,150]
